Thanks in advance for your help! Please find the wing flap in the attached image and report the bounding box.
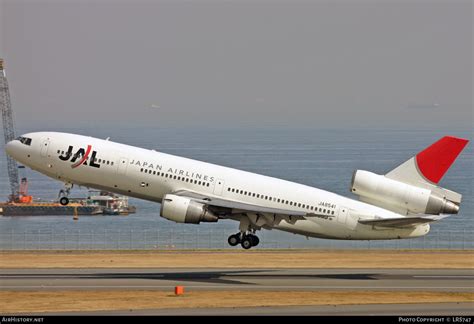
[172,189,307,217]
[358,215,449,228]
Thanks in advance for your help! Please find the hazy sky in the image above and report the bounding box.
[1,0,472,129]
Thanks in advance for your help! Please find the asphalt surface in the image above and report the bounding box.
[39,303,474,316]
[1,268,473,292]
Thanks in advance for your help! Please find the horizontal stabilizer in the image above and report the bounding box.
[358,215,449,228]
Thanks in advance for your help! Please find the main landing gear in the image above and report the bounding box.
[228,232,260,249]
[58,183,73,206]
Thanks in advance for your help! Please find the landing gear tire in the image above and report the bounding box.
[241,237,253,250]
[228,234,241,247]
[249,235,260,247]
[59,197,69,206]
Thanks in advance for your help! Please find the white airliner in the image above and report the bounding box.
[5,132,469,249]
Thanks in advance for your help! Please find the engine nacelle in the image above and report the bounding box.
[351,170,459,215]
[160,194,219,224]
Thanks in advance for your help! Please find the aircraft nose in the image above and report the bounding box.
[5,140,16,156]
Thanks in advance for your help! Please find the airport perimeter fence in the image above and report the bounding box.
[0,228,473,250]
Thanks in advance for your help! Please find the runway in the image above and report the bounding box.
[44,303,474,316]
[1,268,473,291]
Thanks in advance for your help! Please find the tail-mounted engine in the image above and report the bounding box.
[351,170,460,215]
[160,194,219,224]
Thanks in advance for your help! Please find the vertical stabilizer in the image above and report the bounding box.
[386,136,469,204]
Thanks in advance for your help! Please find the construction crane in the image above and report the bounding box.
[0,58,22,203]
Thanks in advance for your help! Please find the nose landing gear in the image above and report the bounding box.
[58,183,73,206]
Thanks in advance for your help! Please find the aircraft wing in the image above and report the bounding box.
[172,189,308,217]
[358,215,449,228]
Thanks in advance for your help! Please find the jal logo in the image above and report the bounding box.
[58,145,100,169]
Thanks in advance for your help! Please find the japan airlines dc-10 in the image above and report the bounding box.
[5,132,469,249]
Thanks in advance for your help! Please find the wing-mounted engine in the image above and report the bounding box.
[351,170,460,215]
[160,194,218,224]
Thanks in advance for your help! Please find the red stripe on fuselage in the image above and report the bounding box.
[71,145,92,169]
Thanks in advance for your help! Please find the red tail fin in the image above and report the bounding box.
[415,136,469,184]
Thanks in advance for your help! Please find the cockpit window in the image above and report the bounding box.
[16,136,32,146]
